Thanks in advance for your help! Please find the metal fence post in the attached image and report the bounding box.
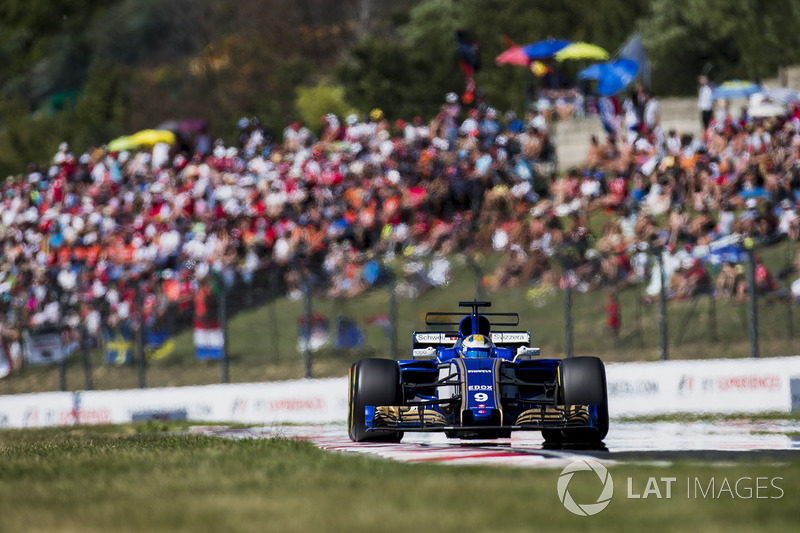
[58,359,67,392]
[708,293,718,343]
[219,273,230,384]
[136,285,146,388]
[245,275,254,309]
[636,286,644,349]
[302,274,312,379]
[785,239,794,339]
[657,248,669,361]
[82,326,93,391]
[269,266,280,361]
[465,254,484,300]
[554,245,578,358]
[746,242,760,358]
[563,281,573,358]
[388,274,398,360]
[58,294,67,391]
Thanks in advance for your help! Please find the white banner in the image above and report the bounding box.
[23,330,67,365]
[0,378,348,429]
[606,356,800,417]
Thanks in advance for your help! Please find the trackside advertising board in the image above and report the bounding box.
[606,356,800,417]
[0,357,799,428]
[0,379,347,429]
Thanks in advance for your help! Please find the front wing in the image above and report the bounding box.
[365,404,596,434]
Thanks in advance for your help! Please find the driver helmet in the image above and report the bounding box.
[460,334,493,358]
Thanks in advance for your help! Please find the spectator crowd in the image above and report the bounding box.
[3,79,800,373]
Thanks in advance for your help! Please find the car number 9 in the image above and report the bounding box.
[474,392,489,402]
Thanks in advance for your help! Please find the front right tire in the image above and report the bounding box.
[348,358,404,442]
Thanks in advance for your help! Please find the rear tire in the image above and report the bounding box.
[348,358,404,442]
[542,356,608,444]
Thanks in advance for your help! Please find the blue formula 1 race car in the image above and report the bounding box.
[348,301,608,444]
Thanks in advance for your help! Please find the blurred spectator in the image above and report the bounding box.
[698,75,713,130]
[6,74,800,377]
[604,291,621,343]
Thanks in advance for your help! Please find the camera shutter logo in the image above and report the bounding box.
[557,459,614,516]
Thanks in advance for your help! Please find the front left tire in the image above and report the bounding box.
[542,356,609,444]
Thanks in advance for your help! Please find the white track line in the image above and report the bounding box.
[191,418,800,468]
[191,424,608,468]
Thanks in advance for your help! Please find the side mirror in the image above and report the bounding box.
[412,346,437,359]
[513,346,541,361]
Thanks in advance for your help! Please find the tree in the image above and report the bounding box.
[336,0,649,120]
[336,0,465,122]
[640,0,800,94]
[295,82,354,132]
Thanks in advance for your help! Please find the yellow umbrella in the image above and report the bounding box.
[555,42,609,62]
[530,61,549,77]
[107,135,137,152]
[128,129,177,147]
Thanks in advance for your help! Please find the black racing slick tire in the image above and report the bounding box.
[348,358,404,442]
[542,356,609,444]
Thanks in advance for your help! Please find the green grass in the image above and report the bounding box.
[616,411,800,424]
[3,241,800,395]
[0,423,797,533]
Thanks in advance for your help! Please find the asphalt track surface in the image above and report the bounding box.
[193,418,800,467]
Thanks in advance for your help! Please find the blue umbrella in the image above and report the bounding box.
[761,87,799,106]
[583,59,639,96]
[521,39,571,60]
[577,63,605,80]
[598,59,639,96]
[710,80,761,100]
[739,187,770,199]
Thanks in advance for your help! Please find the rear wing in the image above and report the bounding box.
[425,301,519,327]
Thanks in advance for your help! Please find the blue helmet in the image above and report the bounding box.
[460,334,493,358]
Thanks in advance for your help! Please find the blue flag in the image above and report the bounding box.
[335,316,365,349]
